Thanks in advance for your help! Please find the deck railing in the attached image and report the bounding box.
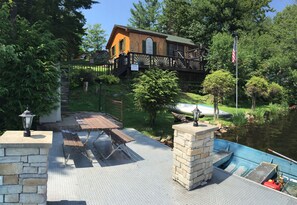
[113,52,204,75]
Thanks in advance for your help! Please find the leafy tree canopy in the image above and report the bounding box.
[1,0,98,60]
[133,68,180,125]
[128,0,161,31]
[268,82,285,104]
[0,3,63,130]
[81,24,107,53]
[202,70,235,119]
[245,76,269,110]
[160,0,272,46]
[158,0,192,36]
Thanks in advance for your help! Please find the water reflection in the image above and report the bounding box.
[222,110,297,160]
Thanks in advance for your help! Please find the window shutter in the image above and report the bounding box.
[142,40,146,54]
[153,42,157,55]
[123,38,126,51]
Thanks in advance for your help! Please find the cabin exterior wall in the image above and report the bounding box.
[129,32,167,55]
[109,28,130,60]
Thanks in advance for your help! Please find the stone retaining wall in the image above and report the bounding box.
[172,123,218,190]
[0,131,52,205]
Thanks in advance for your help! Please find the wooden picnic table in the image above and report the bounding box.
[75,113,134,160]
[61,113,123,164]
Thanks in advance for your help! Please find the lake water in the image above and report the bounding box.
[221,110,297,160]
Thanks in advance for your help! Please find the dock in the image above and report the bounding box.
[47,129,297,205]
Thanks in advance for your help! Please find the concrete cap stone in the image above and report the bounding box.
[172,122,218,135]
[0,131,53,148]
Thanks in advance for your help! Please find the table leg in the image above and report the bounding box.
[92,130,105,148]
[83,130,91,145]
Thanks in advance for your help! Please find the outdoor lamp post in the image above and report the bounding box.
[19,108,35,137]
[193,105,201,127]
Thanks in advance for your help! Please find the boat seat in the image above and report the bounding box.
[245,162,278,184]
[213,150,233,167]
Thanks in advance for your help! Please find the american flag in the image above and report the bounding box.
[232,39,236,64]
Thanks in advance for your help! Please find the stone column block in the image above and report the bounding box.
[0,130,52,204]
[172,122,218,190]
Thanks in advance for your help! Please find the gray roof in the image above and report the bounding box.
[112,25,196,46]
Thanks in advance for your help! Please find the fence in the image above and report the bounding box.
[101,94,124,125]
[61,62,114,76]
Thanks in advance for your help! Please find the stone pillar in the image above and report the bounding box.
[0,131,53,205]
[172,122,218,190]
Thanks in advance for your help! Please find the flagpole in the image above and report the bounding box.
[235,34,238,114]
[232,32,238,114]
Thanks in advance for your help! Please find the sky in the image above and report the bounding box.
[82,0,295,40]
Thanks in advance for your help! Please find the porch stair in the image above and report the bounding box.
[113,65,128,77]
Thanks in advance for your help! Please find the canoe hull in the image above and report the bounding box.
[171,103,231,117]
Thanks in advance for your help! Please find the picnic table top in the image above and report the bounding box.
[76,114,120,131]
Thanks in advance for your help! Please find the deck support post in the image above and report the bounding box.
[172,122,218,190]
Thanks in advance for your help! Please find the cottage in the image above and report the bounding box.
[106,25,206,77]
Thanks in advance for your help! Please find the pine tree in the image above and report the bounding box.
[128,0,161,31]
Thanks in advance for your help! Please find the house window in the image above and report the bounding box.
[167,43,184,57]
[142,38,157,55]
[111,45,116,57]
[146,38,153,54]
[119,38,125,53]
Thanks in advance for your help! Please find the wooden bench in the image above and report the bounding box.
[61,130,92,165]
[102,128,135,160]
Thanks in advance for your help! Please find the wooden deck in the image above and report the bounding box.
[113,52,206,76]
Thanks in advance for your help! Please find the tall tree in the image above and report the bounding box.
[128,0,161,31]
[245,76,269,110]
[159,0,192,36]
[160,0,273,46]
[81,24,106,53]
[202,70,235,120]
[2,0,97,60]
[189,0,273,45]
[0,3,63,130]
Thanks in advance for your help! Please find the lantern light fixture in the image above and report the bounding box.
[19,107,35,137]
[193,105,201,127]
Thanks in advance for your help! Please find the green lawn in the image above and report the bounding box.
[68,81,285,138]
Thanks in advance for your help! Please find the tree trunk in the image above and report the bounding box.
[213,96,218,120]
[252,96,256,110]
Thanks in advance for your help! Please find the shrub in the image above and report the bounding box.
[133,68,180,125]
[70,68,96,88]
[249,104,288,124]
[251,108,266,124]
[232,112,247,126]
[96,74,120,85]
[245,76,269,110]
[268,82,285,104]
